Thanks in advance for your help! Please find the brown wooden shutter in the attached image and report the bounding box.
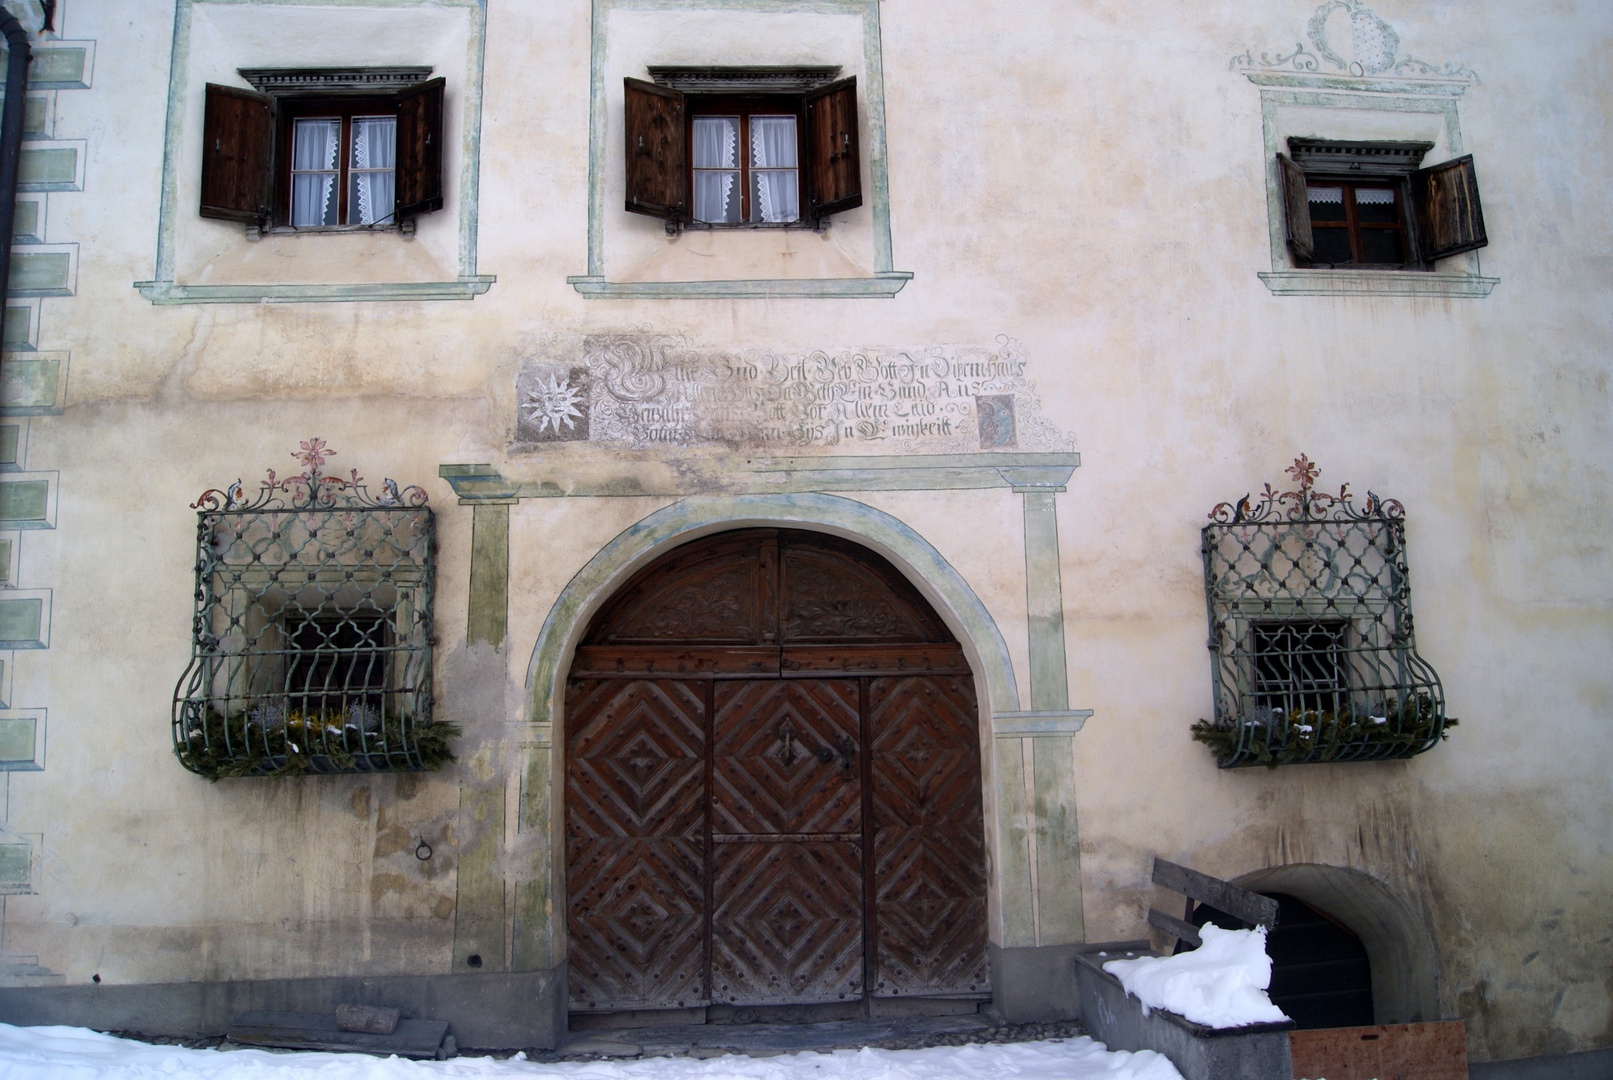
[623,78,687,221]
[1412,155,1487,262]
[395,77,446,219]
[199,83,272,223]
[804,77,861,221]
[1277,153,1313,263]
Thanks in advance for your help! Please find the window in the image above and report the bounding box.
[1251,619,1348,716]
[282,99,398,226]
[199,69,445,232]
[690,104,801,224]
[1278,138,1488,270]
[1192,456,1453,767]
[172,441,452,779]
[623,68,861,233]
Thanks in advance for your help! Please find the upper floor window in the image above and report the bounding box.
[200,69,444,232]
[691,104,801,224]
[285,100,398,226]
[623,68,861,233]
[1278,138,1488,270]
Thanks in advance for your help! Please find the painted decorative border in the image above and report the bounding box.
[133,0,494,306]
[569,0,911,299]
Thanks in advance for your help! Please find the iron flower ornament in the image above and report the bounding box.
[191,439,429,512]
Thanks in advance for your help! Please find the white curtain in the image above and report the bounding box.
[750,115,798,223]
[350,116,397,225]
[1353,188,1394,205]
[291,119,340,227]
[692,116,738,223]
[1306,185,1344,204]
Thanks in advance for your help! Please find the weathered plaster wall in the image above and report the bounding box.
[0,0,1606,1063]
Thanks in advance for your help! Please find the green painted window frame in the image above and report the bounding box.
[567,0,912,300]
[134,0,495,305]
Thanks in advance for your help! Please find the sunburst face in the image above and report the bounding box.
[521,374,586,435]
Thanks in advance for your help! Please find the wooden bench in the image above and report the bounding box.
[1147,857,1279,949]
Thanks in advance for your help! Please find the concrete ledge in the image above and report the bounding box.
[1074,950,1293,1080]
[985,941,1084,1023]
[1470,1047,1613,1080]
[0,965,566,1050]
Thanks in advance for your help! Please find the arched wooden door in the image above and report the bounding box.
[565,529,990,1013]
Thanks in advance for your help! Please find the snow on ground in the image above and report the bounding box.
[1101,924,1290,1030]
[0,1024,1185,1080]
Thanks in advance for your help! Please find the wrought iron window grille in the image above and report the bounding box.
[1194,455,1454,768]
[172,439,456,779]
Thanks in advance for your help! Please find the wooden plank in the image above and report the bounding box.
[571,645,779,677]
[1147,907,1202,949]
[1289,1021,1468,1080]
[781,643,969,675]
[1152,858,1278,928]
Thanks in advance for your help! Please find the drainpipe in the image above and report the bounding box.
[0,12,32,342]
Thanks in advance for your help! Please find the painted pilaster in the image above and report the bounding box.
[1020,490,1068,711]
[990,472,1089,947]
[468,503,509,648]
[453,500,514,972]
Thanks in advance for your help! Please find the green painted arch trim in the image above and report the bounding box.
[523,492,1021,726]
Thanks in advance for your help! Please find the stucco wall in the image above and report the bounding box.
[0,0,1607,1063]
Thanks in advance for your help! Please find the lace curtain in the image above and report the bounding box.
[350,116,397,225]
[750,116,798,223]
[291,119,340,227]
[693,116,738,223]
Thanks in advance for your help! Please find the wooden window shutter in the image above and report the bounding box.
[199,83,272,223]
[1412,155,1488,262]
[395,77,447,219]
[623,78,687,221]
[1277,153,1314,263]
[804,76,862,221]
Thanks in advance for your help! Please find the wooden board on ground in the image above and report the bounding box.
[1289,1020,1467,1080]
[229,1010,451,1059]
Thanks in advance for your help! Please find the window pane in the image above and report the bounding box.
[693,170,740,223]
[349,116,396,171]
[292,175,338,227]
[1307,185,1346,222]
[752,170,799,223]
[1360,227,1404,264]
[1312,226,1352,264]
[692,116,738,168]
[291,118,340,227]
[1352,187,1398,224]
[749,115,798,168]
[293,118,339,171]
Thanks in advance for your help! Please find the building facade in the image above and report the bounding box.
[0,0,1607,1068]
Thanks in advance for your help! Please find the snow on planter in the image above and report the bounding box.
[1101,924,1291,1029]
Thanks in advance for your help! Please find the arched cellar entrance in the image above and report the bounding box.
[563,528,991,1017]
[1189,892,1374,1028]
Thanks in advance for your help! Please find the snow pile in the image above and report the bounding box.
[0,1023,1185,1080]
[1101,924,1290,1029]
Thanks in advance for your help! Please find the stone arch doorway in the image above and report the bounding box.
[563,528,990,1016]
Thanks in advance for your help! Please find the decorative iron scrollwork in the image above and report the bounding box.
[191,437,429,514]
[1195,456,1452,768]
[173,440,448,779]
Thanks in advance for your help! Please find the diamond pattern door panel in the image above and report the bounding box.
[713,679,861,835]
[566,678,707,1010]
[869,674,990,997]
[710,839,865,1004]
